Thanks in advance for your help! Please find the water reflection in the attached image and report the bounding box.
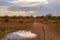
[1,30,37,40]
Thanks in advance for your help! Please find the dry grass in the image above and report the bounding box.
[0,22,60,40]
[0,17,60,40]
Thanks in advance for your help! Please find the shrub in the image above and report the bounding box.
[19,20,24,23]
[5,18,9,22]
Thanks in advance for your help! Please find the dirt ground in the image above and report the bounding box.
[0,22,60,40]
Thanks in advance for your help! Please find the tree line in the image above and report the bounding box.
[0,14,60,23]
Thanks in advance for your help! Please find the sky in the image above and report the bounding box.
[0,0,60,16]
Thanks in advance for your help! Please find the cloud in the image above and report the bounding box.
[9,0,48,7]
[0,8,35,16]
[0,1,12,6]
[28,11,35,13]
[0,0,60,16]
[7,11,35,16]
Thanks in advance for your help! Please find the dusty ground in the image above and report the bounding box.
[0,22,60,40]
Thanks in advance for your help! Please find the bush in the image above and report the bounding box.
[19,20,24,23]
[5,18,9,22]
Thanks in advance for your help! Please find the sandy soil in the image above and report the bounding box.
[0,22,60,40]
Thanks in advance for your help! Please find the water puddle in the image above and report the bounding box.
[1,30,37,40]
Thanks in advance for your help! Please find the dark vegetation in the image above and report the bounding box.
[0,14,60,39]
[0,14,60,24]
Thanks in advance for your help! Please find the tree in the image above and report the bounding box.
[30,15,33,18]
[3,15,9,18]
[24,16,29,19]
[11,15,17,19]
[46,14,52,19]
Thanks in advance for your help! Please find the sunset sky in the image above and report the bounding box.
[0,0,60,16]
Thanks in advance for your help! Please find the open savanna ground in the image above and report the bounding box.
[0,15,60,40]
